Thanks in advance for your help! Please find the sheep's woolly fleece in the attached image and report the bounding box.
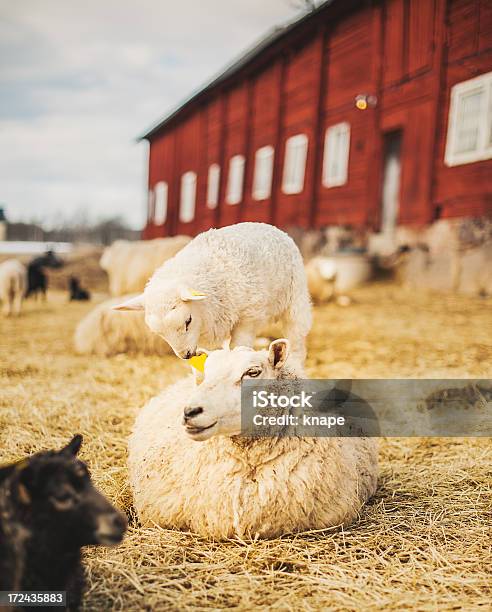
[74,294,172,357]
[1,287,491,611]
[128,371,378,539]
[0,259,27,316]
[139,223,312,355]
[100,235,191,296]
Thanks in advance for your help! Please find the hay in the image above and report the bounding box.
[1,285,491,611]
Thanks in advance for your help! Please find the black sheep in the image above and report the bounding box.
[0,435,127,611]
[69,276,90,301]
[26,250,63,300]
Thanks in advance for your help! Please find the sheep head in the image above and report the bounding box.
[6,435,127,548]
[183,339,291,441]
[113,281,206,360]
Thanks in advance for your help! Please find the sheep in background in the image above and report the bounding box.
[115,223,312,362]
[0,259,27,316]
[69,276,90,301]
[0,435,126,610]
[305,256,337,303]
[100,235,191,296]
[305,254,372,304]
[128,339,378,539]
[26,250,63,300]
[74,294,172,357]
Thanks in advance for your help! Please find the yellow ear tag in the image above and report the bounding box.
[189,353,207,373]
[190,289,206,297]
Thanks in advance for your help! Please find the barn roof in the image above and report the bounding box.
[139,0,338,141]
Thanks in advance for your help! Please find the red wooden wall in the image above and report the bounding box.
[144,0,492,239]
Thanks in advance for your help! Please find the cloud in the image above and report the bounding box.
[0,0,302,228]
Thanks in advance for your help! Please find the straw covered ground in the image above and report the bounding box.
[1,285,491,611]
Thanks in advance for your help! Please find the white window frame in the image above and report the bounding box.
[153,181,168,225]
[226,154,245,205]
[252,145,274,200]
[445,71,492,167]
[322,122,351,188]
[179,171,197,223]
[206,163,220,209]
[282,134,308,194]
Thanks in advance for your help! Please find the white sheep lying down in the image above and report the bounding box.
[0,259,27,316]
[115,222,312,362]
[100,235,191,296]
[74,295,172,357]
[305,256,337,303]
[128,340,378,539]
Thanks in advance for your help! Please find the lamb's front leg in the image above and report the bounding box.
[13,294,23,316]
[230,321,257,349]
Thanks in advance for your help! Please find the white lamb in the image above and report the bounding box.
[114,223,312,361]
[100,236,191,296]
[305,256,337,303]
[128,339,378,539]
[73,295,172,357]
[0,259,27,316]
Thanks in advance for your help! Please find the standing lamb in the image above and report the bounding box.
[115,223,312,361]
[128,339,378,539]
[0,259,27,316]
[0,435,127,610]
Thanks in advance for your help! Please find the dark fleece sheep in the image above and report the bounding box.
[69,276,90,301]
[0,435,127,611]
[26,250,63,300]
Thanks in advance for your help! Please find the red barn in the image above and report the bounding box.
[141,0,492,240]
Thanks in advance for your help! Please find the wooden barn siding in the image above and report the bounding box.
[145,132,175,238]
[144,0,492,238]
[241,62,280,223]
[186,98,225,235]
[317,3,377,227]
[275,36,321,228]
[433,0,492,218]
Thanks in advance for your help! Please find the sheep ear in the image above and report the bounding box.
[16,482,32,505]
[112,295,144,311]
[14,461,33,505]
[268,339,290,369]
[180,287,207,302]
[61,434,83,457]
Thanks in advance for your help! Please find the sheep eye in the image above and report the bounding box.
[244,368,262,378]
[51,491,74,511]
[185,315,192,331]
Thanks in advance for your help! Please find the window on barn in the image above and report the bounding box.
[253,145,274,200]
[154,181,168,225]
[207,163,220,209]
[147,188,155,223]
[322,122,351,188]
[445,71,492,166]
[226,155,245,205]
[282,134,308,194]
[179,171,197,223]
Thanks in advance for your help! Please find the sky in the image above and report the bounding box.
[0,1,311,229]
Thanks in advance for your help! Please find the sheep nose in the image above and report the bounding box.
[184,406,203,419]
[112,511,128,532]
